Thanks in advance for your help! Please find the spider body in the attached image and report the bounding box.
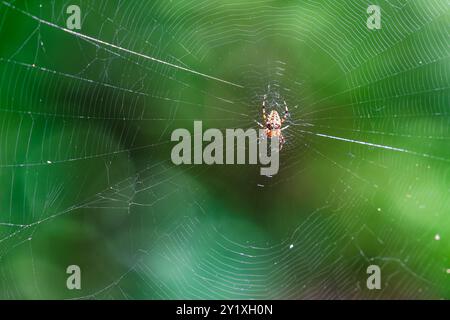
[256,95,290,149]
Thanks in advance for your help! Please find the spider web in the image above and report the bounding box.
[0,0,449,299]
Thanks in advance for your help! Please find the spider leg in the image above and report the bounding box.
[281,125,290,131]
[281,100,290,123]
[257,130,267,146]
[262,94,267,123]
[254,120,264,128]
[279,134,285,151]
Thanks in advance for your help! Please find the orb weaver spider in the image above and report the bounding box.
[256,94,290,149]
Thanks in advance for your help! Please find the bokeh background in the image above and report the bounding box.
[0,0,449,299]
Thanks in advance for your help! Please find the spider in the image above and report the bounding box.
[256,94,290,149]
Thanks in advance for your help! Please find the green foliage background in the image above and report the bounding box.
[0,0,449,299]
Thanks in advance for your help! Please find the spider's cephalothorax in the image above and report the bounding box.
[256,94,290,149]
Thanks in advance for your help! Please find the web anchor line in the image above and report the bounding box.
[1,1,244,89]
[298,129,450,163]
